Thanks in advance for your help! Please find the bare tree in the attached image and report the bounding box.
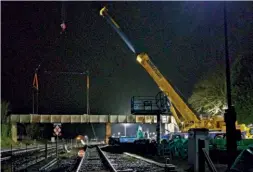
[1,100,11,138]
[188,66,227,117]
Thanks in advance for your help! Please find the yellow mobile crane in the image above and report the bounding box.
[99,7,252,137]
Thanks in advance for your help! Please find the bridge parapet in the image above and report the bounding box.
[10,114,171,124]
[10,114,172,143]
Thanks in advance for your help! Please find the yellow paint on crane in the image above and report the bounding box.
[110,18,120,29]
[99,6,107,16]
[100,7,120,28]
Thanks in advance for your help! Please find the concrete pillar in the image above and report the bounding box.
[11,123,17,142]
[105,122,111,144]
[188,128,209,172]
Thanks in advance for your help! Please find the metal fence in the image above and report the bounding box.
[1,140,67,172]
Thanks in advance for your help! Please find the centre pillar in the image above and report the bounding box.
[105,122,111,144]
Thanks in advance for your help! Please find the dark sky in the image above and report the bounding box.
[2,1,253,114]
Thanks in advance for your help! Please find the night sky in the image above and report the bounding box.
[2,1,253,115]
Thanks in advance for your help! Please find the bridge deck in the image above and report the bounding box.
[10,114,171,124]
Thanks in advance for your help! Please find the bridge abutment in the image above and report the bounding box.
[11,123,17,142]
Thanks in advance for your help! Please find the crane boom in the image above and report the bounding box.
[136,53,200,123]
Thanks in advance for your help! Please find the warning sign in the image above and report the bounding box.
[53,123,62,136]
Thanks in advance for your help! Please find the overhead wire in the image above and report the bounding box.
[32,1,67,114]
[44,69,97,140]
[35,2,97,140]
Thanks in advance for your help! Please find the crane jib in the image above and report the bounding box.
[146,59,163,79]
[104,13,136,53]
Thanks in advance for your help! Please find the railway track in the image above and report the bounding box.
[3,145,177,172]
[1,145,65,172]
[103,152,166,172]
[76,145,176,172]
[1,145,48,162]
[16,146,64,171]
[25,146,85,172]
[24,157,57,172]
[49,156,81,172]
[19,148,81,172]
[76,146,111,172]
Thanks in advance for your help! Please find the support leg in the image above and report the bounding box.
[156,114,161,144]
[156,114,161,155]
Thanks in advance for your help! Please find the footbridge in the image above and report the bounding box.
[10,114,176,143]
[10,114,171,124]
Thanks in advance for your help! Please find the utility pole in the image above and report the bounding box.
[223,2,237,169]
[36,84,39,114]
[32,71,39,114]
[32,89,35,114]
[86,71,96,139]
[86,71,90,115]
[44,70,89,115]
[56,135,58,160]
